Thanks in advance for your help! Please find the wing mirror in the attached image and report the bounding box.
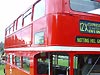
[91,0,100,2]
[96,0,100,2]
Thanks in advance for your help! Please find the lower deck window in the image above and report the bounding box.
[37,52,69,75]
[15,56,21,68]
[15,56,30,72]
[74,54,100,75]
[22,57,30,72]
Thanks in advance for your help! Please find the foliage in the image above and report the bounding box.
[0,42,4,51]
[0,65,5,75]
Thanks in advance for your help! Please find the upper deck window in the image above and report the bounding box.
[17,16,23,30]
[33,0,45,21]
[23,8,32,26]
[70,0,100,15]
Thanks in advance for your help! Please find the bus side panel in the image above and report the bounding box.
[47,14,100,47]
[47,14,76,46]
[33,16,47,46]
[5,64,10,75]
[12,67,29,75]
[5,24,32,48]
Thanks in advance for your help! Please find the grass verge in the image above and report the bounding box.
[0,64,5,75]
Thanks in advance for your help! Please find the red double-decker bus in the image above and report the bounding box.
[4,0,100,75]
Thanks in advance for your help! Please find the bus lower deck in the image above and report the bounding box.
[4,47,100,75]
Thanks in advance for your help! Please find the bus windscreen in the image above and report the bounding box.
[70,0,100,15]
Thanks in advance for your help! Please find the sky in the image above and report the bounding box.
[0,0,35,42]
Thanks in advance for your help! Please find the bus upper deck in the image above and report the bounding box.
[5,0,100,48]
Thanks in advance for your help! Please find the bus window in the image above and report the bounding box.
[37,52,69,75]
[74,56,78,69]
[17,16,23,30]
[23,8,32,27]
[33,0,45,21]
[52,54,69,75]
[15,56,21,68]
[9,24,14,34]
[74,56,78,75]
[22,57,30,72]
[74,55,100,75]
[37,58,48,74]
[34,31,44,45]
[6,28,9,36]
[57,55,69,67]
[10,55,13,65]
[70,0,100,15]
[13,20,17,32]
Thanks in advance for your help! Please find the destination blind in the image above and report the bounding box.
[76,36,100,44]
[80,20,100,34]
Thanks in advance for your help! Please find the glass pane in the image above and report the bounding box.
[33,0,45,21]
[24,9,32,26]
[23,57,30,72]
[10,25,13,34]
[15,56,21,68]
[58,56,69,67]
[37,52,70,75]
[74,54,100,75]
[37,58,48,74]
[52,53,69,75]
[17,16,23,30]
[35,32,44,44]
[70,0,100,15]
[14,21,17,32]
[10,55,12,65]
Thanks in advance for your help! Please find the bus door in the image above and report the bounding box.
[37,52,70,75]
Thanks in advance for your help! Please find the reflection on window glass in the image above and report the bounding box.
[10,55,12,65]
[14,21,17,32]
[70,0,100,15]
[10,26,13,34]
[53,55,69,67]
[17,16,23,30]
[15,56,21,68]
[9,24,13,34]
[5,55,9,62]
[52,54,69,75]
[37,58,48,74]
[37,52,69,75]
[33,0,45,21]
[22,57,30,72]
[24,9,32,26]
[35,32,44,44]
[6,30,8,36]
[58,56,69,67]
[74,55,100,75]
[74,56,78,69]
